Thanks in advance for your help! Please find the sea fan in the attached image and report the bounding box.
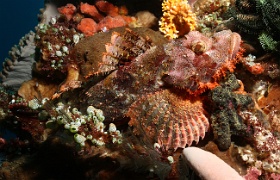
[0,32,36,89]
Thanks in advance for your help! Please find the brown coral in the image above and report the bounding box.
[159,0,197,39]
[257,84,280,134]
[18,78,58,101]
[127,89,209,151]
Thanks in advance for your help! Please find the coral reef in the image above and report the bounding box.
[20,1,137,100]
[31,18,84,98]
[2,0,280,178]
[209,74,254,150]
[1,25,248,178]
[159,0,197,39]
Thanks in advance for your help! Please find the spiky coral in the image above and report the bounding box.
[159,0,197,39]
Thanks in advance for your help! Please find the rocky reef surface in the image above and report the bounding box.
[1,0,280,179]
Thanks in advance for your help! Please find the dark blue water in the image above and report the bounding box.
[0,0,44,70]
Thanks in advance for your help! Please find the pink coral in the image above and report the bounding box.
[241,111,280,152]
[244,167,262,179]
[239,110,280,174]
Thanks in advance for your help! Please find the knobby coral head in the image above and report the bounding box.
[163,30,242,95]
[159,0,197,39]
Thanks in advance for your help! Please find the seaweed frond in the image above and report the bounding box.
[258,32,279,52]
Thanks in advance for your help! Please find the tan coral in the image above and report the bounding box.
[52,63,82,99]
[159,0,197,39]
[257,84,280,133]
[18,78,58,101]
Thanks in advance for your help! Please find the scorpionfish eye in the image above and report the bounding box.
[191,41,206,55]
